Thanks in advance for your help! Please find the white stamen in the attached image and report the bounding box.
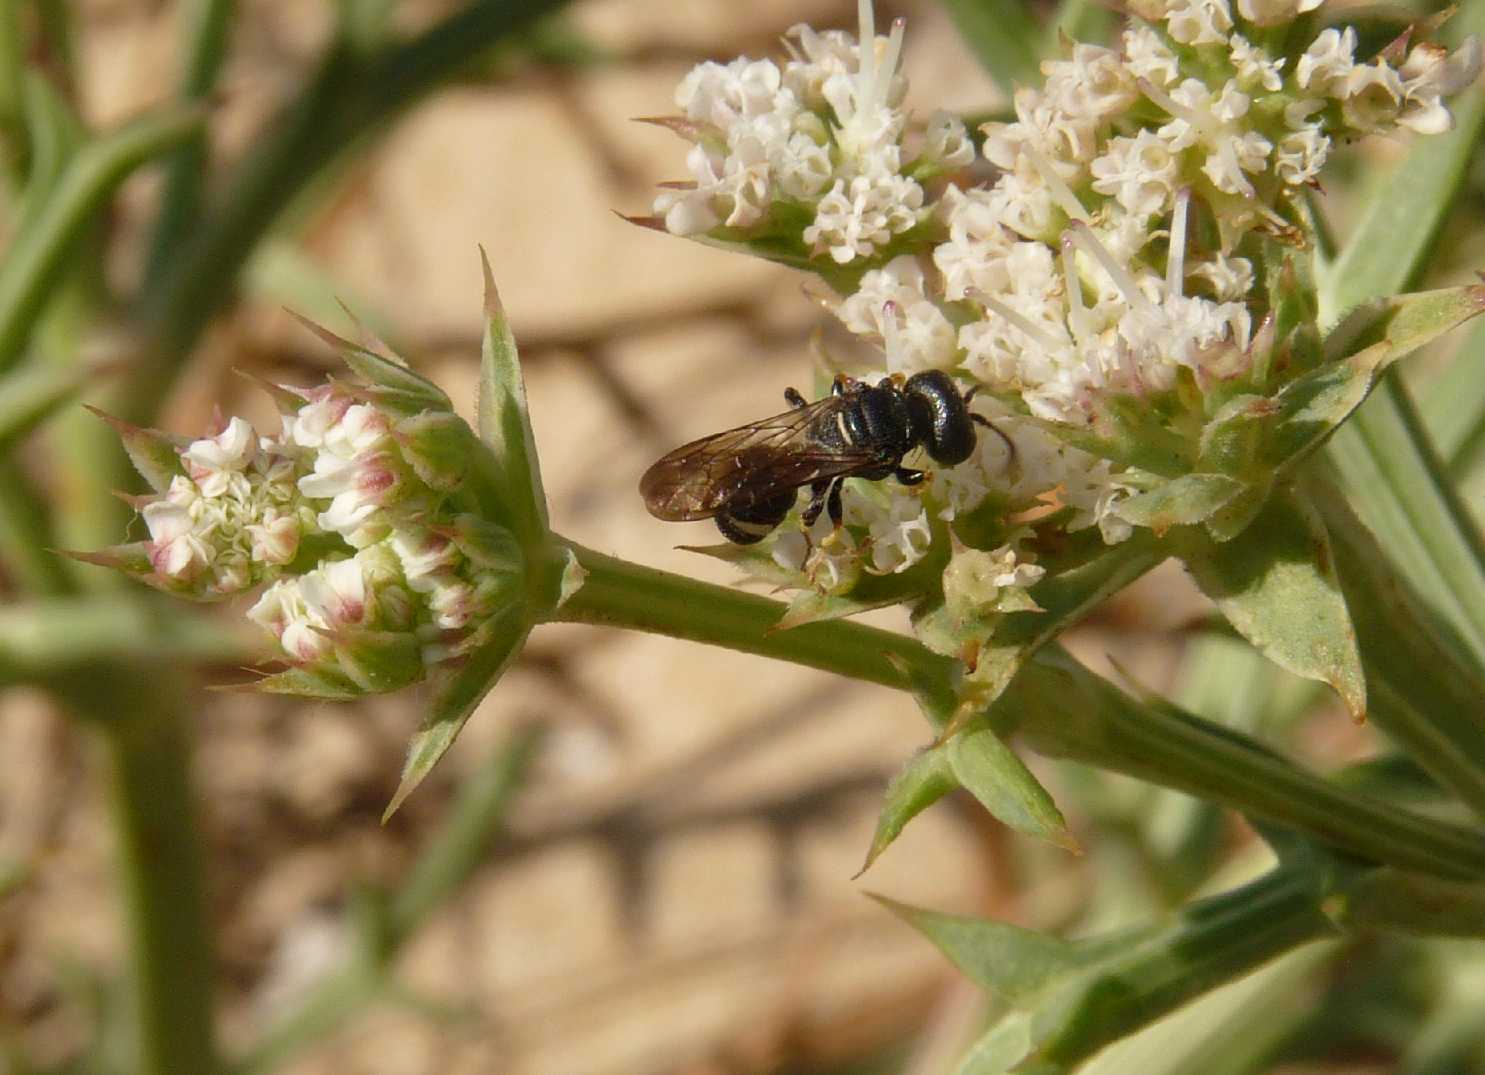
[980,295,1067,352]
[857,0,877,105]
[1021,143,1091,223]
[1167,187,1190,297]
[1066,221,1158,317]
[1059,237,1095,346]
[1138,77,1215,136]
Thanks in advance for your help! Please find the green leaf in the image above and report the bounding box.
[1313,485,1485,820]
[873,896,1082,1004]
[1269,284,1485,471]
[1112,474,1246,535]
[860,746,959,874]
[938,0,1045,93]
[288,313,452,416]
[384,609,530,820]
[1317,11,1485,674]
[948,719,1075,850]
[1421,316,1485,469]
[0,101,207,374]
[1179,487,1365,720]
[890,868,1337,1075]
[476,249,550,549]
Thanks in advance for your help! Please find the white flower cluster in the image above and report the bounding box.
[653,0,971,263]
[141,417,313,597]
[130,382,513,685]
[654,0,1476,610]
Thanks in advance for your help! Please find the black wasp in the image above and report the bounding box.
[640,369,1004,545]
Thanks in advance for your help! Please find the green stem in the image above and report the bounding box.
[143,0,236,286]
[553,540,959,710]
[0,102,205,374]
[84,675,218,1075]
[1003,647,1485,881]
[552,541,1485,880]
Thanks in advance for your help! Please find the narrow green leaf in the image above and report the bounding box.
[1179,487,1365,720]
[0,102,206,374]
[384,610,530,820]
[948,720,1075,849]
[874,895,1081,1005]
[82,406,187,493]
[476,249,550,548]
[1112,474,1246,535]
[1421,316,1485,468]
[288,313,452,415]
[1314,485,1485,820]
[938,0,1044,93]
[1317,8,1485,674]
[1271,284,1485,470]
[860,745,959,874]
[247,665,365,700]
[0,359,117,454]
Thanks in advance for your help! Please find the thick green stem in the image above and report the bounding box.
[552,541,1485,880]
[1003,648,1485,881]
[84,675,218,1075]
[553,540,959,710]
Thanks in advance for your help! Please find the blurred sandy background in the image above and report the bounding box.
[0,3,1213,1072]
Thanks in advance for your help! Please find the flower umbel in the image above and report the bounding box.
[84,330,523,697]
[644,0,1482,661]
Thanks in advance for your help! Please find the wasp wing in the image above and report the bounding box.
[640,395,881,521]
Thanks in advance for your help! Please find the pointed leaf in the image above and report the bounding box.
[247,664,365,700]
[1112,474,1246,535]
[774,588,905,631]
[947,720,1075,849]
[384,609,530,820]
[874,896,1082,1004]
[476,249,550,548]
[860,745,959,874]
[1180,488,1365,720]
[1267,284,1485,470]
[289,312,451,415]
[393,410,475,491]
[85,406,187,492]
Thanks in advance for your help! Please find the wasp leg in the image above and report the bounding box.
[801,479,831,527]
[826,478,846,529]
[831,374,849,397]
[894,467,925,485]
[785,387,808,409]
[971,413,1017,463]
